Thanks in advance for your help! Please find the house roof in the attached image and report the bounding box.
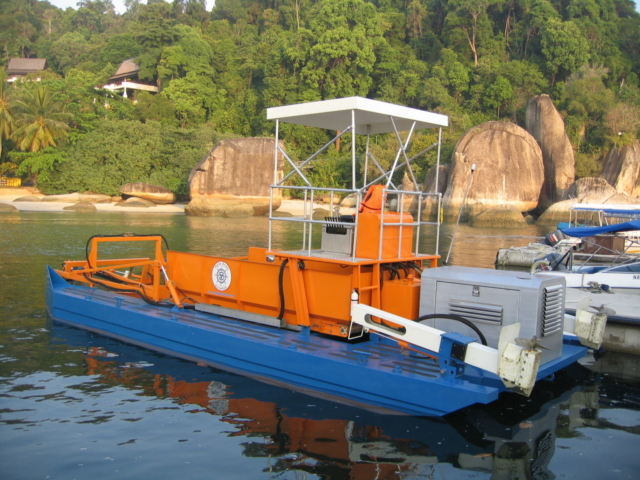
[109,59,140,81]
[7,58,47,76]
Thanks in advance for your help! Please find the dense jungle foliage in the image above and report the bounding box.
[0,0,639,196]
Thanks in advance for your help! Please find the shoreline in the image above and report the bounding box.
[0,196,352,217]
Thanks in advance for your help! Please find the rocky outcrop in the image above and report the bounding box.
[525,95,575,209]
[600,140,640,198]
[562,177,618,203]
[40,192,111,203]
[536,177,640,225]
[468,205,527,228]
[442,122,544,221]
[534,200,575,226]
[13,196,42,202]
[120,183,175,205]
[115,197,157,208]
[185,138,284,217]
[0,202,19,213]
[340,193,358,208]
[63,202,97,212]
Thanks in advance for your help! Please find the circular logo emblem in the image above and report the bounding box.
[212,261,232,291]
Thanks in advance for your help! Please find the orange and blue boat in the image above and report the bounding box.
[46,97,606,416]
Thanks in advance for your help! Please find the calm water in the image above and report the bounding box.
[1,212,639,479]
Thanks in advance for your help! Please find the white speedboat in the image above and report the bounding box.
[533,219,640,294]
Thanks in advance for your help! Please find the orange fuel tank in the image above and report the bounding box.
[355,212,414,259]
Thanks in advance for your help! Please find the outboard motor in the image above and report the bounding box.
[544,230,569,247]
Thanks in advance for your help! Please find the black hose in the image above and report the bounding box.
[397,263,409,278]
[383,264,400,280]
[82,273,175,308]
[408,261,423,276]
[415,313,488,346]
[277,259,289,320]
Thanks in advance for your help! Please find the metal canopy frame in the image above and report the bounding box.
[266,97,449,259]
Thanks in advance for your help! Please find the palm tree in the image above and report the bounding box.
[11,83,70,152]
[0,67,14,159]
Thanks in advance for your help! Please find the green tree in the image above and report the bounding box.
[50,32,91,74]
[282,0,384,99]
[541,19,590,85]
[445,0,502,66]
[11,84,70,153]
[101,33,141,65]
[484,75,514,117]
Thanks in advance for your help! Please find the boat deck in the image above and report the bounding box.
[565,289,640,326]
[47,266,587,415]
[565,288,640,355]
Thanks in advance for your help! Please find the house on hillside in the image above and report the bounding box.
[102,58,158,97]
[6,58,47,82]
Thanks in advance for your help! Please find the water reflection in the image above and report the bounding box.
[45,323,612,480]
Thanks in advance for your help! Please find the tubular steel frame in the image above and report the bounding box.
[267,112,444,261]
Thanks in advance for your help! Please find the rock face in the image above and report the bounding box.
[468,205,527,228]
[525,95,575,209]
[41,193,111,203]
[536,177,640,225]
[185,138,284,217]
[63,202,97,212]
[442,122,544,221]
[0,202,19,213]
[120,183,175,205]
[562,177,618,203]
[115,197,157,208]
[340,193,358,208]
[13,196,42,202]
[600,140,640,198]
[533,200,575,226]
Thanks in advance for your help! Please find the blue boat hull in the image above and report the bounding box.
[46,266,587,416]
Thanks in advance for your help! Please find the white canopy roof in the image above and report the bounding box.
[266,96,448,135]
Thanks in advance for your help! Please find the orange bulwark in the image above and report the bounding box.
[58,215,438,339]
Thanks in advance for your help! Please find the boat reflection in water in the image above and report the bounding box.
[54,324,601,479]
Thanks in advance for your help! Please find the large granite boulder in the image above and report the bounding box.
[63,202,97,212]
[600,140,640,198]
[115,197,157,208]
[562,177,618,203]
[525,95,575,209]
[536,177,639,225]
[41,192,111,203]
[442,122,544,221]
[120,183,175,205]
[40,193,83,203]
[185,138,284,217]
[13,196,42,202]
[534,199,575,226]
[0,202,19,213]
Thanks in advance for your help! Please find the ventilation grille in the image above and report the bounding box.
[542,284,564,336]
[448,300,503,324]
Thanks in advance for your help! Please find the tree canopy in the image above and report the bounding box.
[0,0,639,195]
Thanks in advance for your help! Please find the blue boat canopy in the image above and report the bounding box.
[561,219,640,238]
